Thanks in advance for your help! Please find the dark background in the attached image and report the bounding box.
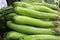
[6,0,20,5]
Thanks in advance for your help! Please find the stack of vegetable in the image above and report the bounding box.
[1,1,60,40]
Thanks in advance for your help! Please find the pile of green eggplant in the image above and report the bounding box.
[1,1,60,40]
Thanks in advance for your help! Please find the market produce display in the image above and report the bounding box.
[14,7,60,20]
[13,2,58,14]
[19,35,60,40]
[31,2,58,9]
[0,0,60,40]
[3,31,25,40]
[7,21,55,35]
